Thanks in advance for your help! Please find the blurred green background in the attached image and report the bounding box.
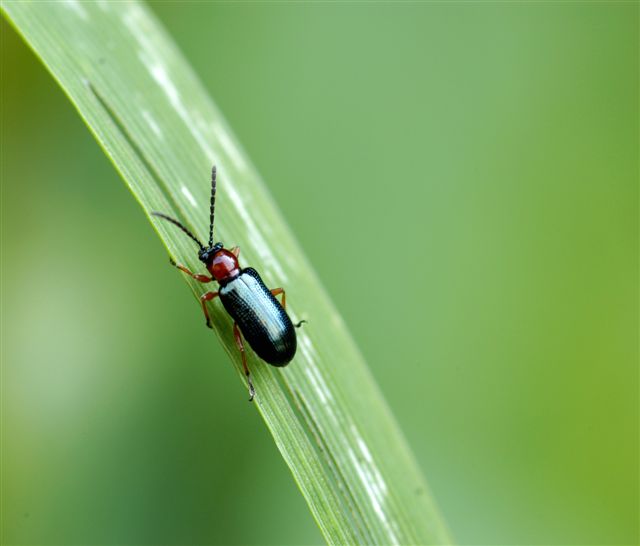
[1,2,637,545]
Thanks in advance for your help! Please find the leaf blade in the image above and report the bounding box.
[2,2,452,544]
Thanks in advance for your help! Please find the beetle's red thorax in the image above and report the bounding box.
[208,249,240,282]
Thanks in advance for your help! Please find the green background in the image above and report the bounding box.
[1,2,637,545]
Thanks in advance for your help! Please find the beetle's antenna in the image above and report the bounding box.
[151,212,205,251]
[208,165,217,248]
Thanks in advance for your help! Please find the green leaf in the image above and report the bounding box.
[2,2,452,544]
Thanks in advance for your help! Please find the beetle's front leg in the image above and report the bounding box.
[200,291,219,328]
[233,322,255,402]
[169,257,213,283]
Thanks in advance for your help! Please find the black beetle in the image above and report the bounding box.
[152,166,304,401]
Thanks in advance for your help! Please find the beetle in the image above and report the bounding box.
[152,166,304,401]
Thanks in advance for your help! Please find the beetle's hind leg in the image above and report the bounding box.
[271,287,286,308]
[271,287,306,328]
[233,322,255,402]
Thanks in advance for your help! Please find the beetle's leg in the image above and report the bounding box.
[233,322,255,402]
[200,291,219,328]
[271,287,306,328]
[271,287,286,309]
[169,257,213,283]
[230,246,240,258]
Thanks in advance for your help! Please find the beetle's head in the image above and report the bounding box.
[152,167,239,283]
[198,242,223,265]
[202,244,240,283]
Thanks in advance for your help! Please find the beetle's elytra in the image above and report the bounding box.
[152,166,304,401]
